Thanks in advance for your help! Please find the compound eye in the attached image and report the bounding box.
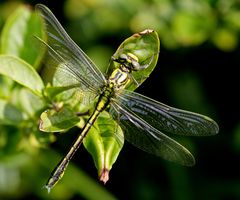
[119,54,128,61]
[132,60,140,70]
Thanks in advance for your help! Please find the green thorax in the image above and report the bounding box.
[96,65,130,112]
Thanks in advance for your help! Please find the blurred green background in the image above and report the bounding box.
[0,0,240,199]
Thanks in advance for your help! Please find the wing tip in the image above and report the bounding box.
[206,118,219,136]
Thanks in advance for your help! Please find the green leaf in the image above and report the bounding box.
[0,76,14,98]
[0,5,45,68]
[83,111,124,183]
[0,98,24,125]
[44,84,80,100]
[39,106,80,132]
[108,29,160,91]
[0,55,44,96]
[16,88,45,118]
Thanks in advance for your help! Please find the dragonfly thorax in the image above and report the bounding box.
[108,67,130,90]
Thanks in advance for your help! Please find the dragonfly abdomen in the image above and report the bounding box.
[96,67,130,113]
[96,85,114,112]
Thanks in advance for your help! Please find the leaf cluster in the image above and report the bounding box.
[0,5,119,199]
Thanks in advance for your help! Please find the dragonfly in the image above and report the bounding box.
[35,4,219,191]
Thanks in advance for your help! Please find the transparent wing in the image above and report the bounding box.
[114,90,219,136]
[35,4,106,92]
[110,100,195,166]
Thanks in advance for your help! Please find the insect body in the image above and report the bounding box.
[44,39,149,190]
[36,4,219,192]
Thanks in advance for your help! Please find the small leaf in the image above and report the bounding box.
[108,29,160,91]
[44,84,80,100]
[39,107,80,132]
[0,98,24,125]
[0,5,45,68]
[0,55,44,96]
[17,88,45,118]
[83,111,124,183]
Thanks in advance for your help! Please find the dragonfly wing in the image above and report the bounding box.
[115,90,219,136]
[35,4,106,91]
[110,100,195,166]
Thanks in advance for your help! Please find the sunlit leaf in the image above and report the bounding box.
[16,88,45,118]
[0,5,45,68]
[0,76,14,98]
[39,107,80,132]
[0,55,44,96]
[83,111,124,183]
[43,84,80,100]
[108,29,160,91]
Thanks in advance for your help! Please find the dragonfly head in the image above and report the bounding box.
[113,53,147,72]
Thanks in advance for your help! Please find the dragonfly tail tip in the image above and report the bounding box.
[42,184,52,194]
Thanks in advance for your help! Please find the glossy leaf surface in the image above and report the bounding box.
[0,55,44,96]
[39,107,80,132]
[0,5,45,68]
[83,111,124,183]
[108,29,160,91]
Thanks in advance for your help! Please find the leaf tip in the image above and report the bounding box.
[39,119,44,131]
[99,168,109,184]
